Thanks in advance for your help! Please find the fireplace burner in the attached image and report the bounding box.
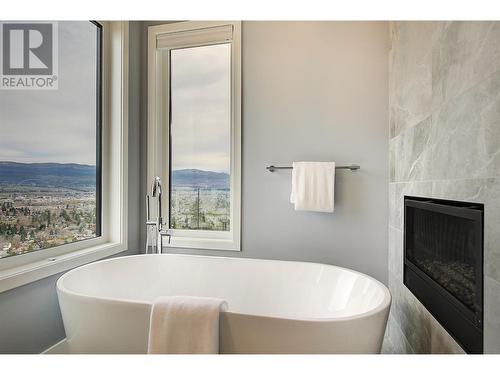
[404,196,483,353]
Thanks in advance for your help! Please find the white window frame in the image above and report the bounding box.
[148,21,241,251]
[0,21,129,293]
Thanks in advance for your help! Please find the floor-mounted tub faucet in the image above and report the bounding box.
[146,176,172,254]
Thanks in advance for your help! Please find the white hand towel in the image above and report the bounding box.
[290,161,336,212]
[147,296,228,354]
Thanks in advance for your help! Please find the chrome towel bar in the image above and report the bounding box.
[266,164,360,172]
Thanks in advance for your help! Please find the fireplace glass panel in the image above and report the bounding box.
[404,196,483,353]
[406,206,478,310]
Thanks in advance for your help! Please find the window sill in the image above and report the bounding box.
[0,242,127,293]
[167,235,240,252]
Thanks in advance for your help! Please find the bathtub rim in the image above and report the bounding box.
[56,253,391,323]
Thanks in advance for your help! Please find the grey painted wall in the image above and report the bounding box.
[140,21,389,283]
[0,272,66,353]
[0,21,143,354]
[384,21,500,354]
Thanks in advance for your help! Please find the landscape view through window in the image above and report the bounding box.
[0,21,100,259]
[169,43,231,232]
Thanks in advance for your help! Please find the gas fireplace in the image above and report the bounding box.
[404,196,484,353]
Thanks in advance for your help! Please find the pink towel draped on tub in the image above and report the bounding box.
[147,295,228,354]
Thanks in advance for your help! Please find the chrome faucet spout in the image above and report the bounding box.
[151,176,163,230]
[146,176,172,254]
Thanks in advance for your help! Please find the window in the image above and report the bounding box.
[0,21,102,259]
[170,43,231,231]
[0,22,128,293]
[148,22,241,250]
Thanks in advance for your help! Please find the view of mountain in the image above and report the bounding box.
[0,161,96,190]
[0,163,231,259]
[171,169,229,190]
[0,162,229,191]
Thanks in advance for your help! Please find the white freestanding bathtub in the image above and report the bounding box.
[57,254,391,354]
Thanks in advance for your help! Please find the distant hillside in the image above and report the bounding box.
[0,161,96,190]
[0,163,228,191]
[172,169,229,190]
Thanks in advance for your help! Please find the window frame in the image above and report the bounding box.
[92,20,103,239]
[0,21,129,293]
[147,21,241,251]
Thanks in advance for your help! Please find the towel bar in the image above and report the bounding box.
[266,165,360,172]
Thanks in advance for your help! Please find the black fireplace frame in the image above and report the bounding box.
[403,196,484,354]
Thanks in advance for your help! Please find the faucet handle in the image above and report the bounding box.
[160,229,172,245]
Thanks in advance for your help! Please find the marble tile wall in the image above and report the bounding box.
[385,21,500,354]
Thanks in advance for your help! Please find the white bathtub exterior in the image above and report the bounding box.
[56,254,391,354]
